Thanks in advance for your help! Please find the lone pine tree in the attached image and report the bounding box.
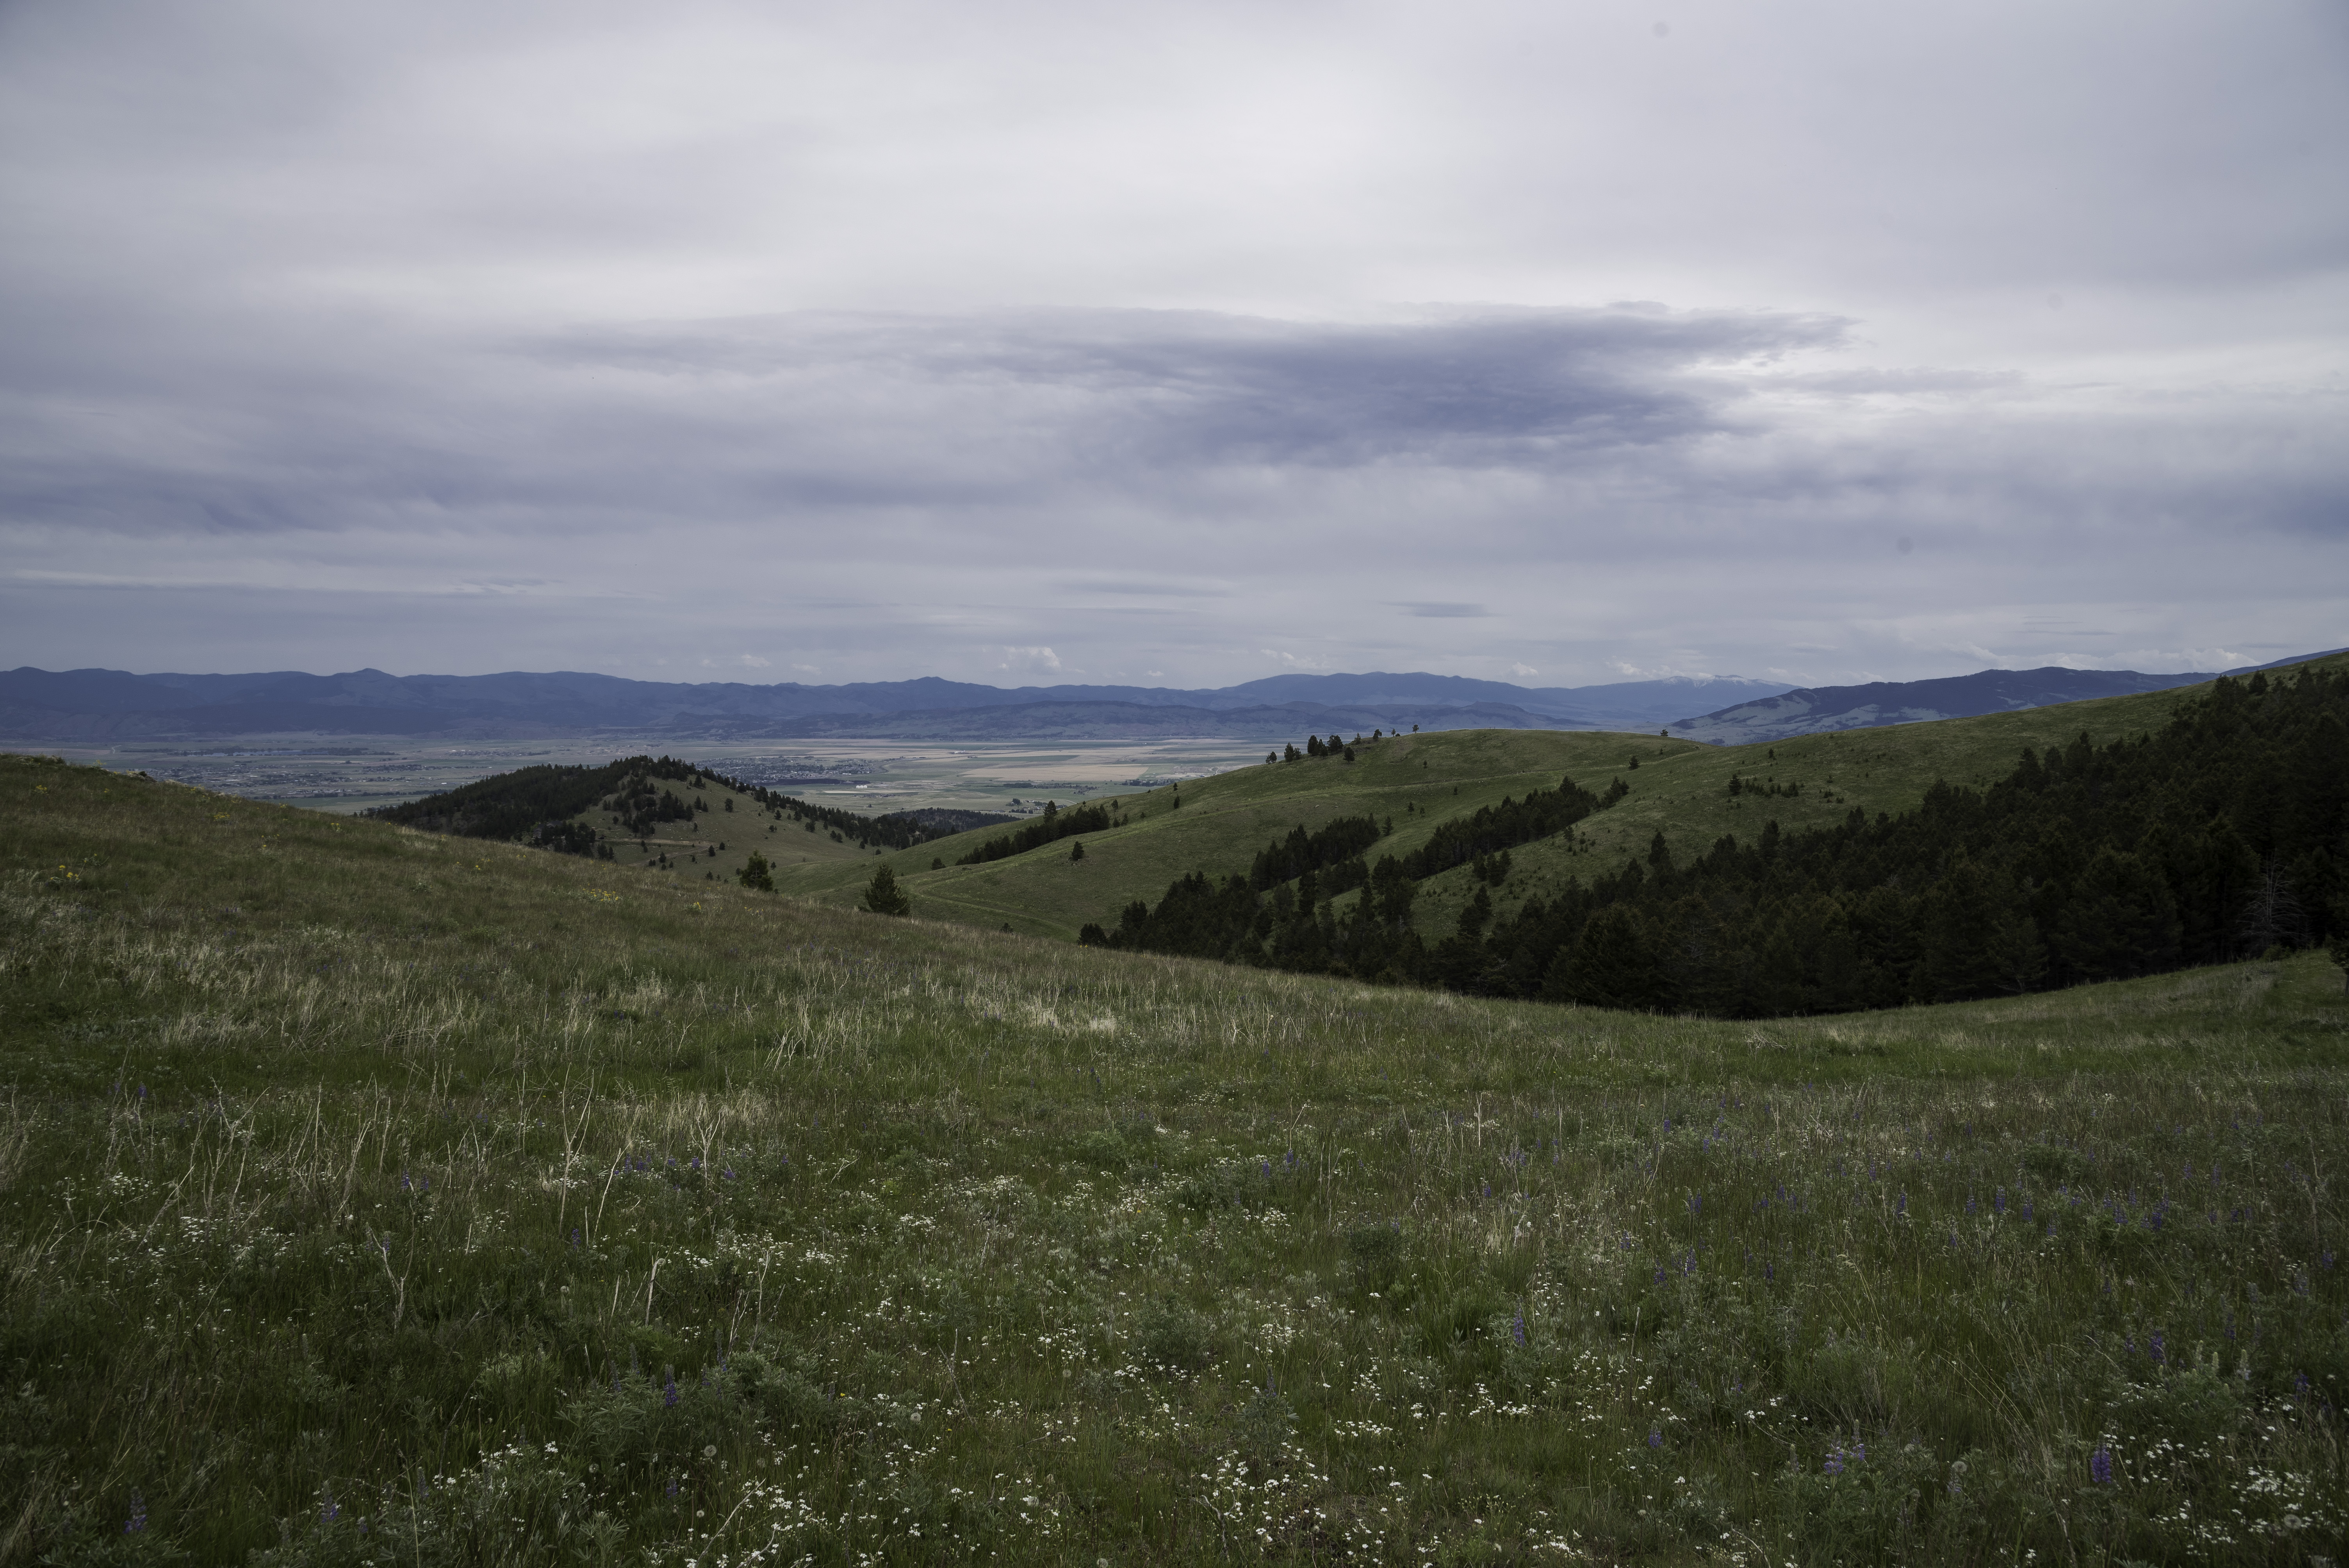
[862,864,911,917]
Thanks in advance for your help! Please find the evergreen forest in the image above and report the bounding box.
[1088,668,2348,1017]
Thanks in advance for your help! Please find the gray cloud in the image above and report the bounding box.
[0,0,2342,689]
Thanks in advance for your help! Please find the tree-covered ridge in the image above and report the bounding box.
[1090,667,2349,1017]
[1248,814,1385,889]
[368,755,697,841]
[1081,772,1609,966]
[1394,773,1606,879]
[371,754,970,854]
[1493,664,2347,1014]
[955,799,1119,865]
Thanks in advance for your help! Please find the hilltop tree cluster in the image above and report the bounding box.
[1087,667,2349,1018]
[1276,730,1383,764]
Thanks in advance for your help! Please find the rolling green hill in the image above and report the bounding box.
[766,650,2349,948]
[3,750,2345,1563]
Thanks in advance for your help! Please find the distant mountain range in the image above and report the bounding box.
[1669,650,2345,745]
[0,667,1791,741]
[0,655,2333,745]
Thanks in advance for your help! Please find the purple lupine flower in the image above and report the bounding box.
[1823,1448,1845,1475]
[663,1372,679,1408]
[2089,1447,2114,1484]
[125,1493,146,1534]
[1897,1192,1906,1215]
[1850,1444,1865,1464]
[1994,1188,2006,1214]
[2149,1331,2165,1364]
[1512,1311,1527,1347]
[665,1477,679,1498]
[321,1486,338,1523]
[1648,1429,1663,1448]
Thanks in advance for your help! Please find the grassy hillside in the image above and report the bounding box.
[741,651,2349,945]
[3,752,2345,1564]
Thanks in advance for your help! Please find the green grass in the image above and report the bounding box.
[4,753,2346,1564]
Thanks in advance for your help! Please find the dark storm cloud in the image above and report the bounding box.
[519,306,1848,474]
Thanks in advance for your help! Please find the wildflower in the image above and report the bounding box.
[2149,1331,2165,1363]
[1897,1192,1906,1214]
[664,1371,680,1408]
[1512,1311,1527,1347]
[321,1485,339,1523]
[1823,1449,1845,1475]
[1648,1429,1663,1448]
[125,1493,146,1534]
[2089,1447,2114,1484]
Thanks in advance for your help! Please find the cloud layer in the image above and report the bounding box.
[2,0,2342,687]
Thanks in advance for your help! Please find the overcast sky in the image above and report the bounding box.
[2,0,2343,691]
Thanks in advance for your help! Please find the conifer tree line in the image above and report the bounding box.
[1085,668,2348,1017]
[955,799,1121,865]
[372,754,963,855]
[1080,772,1618,965]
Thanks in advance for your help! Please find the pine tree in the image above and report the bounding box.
[1070,840,1086,861]
[863,864,911,916]
[736,852,775,892]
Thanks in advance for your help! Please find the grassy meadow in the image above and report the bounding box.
[3,752,2346,1564]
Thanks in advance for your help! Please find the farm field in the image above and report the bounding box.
[2,752,2344,1564]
